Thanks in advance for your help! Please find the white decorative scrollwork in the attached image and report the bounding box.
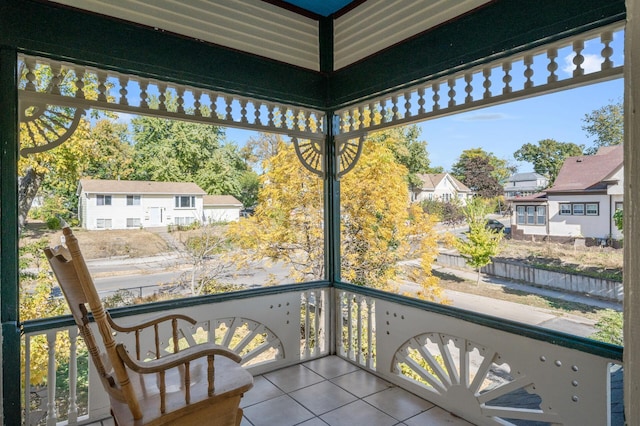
[19,103,85,157]
[18,54,324,157]
[336,22,624,138]
[393,332,560,424]
[336,136,364,179]
[293,137,325,176]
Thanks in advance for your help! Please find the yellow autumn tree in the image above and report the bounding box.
[227,131,443,301]
[227,139,324,282]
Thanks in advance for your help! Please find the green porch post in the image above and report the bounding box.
[0,47,21,423]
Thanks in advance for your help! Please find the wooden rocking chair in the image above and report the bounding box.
[45,227,253,426]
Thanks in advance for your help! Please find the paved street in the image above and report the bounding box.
[85,251,619,338]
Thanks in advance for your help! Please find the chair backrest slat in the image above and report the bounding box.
[46,227,143,419]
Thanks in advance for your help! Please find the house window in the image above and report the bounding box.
[174,217,195,226]
[126,218,141,228]
[516,206,525,225]
[96,218,112,229]
[126,195,141,206]
[586,203,599,215]
[516,205,545,225]
[526,206,535,224]
[537,206,546,225]
[97,195,112,206]
[175,196,196,208]
[572,203,585,215]
[560,204,571,215]
[615,201,623,211]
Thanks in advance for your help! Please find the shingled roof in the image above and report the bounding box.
[78,179,206,195]
[203,195,242,206]
[416,173,471,192]
[546,145,623,193]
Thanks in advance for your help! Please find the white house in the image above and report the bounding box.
[411,173,472,204]
[504,172,549,198]
[511,145,623,244]
[203,195,243,223]
[78,179,207,230]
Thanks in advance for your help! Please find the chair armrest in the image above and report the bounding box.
[116,342,242,374]
[107,312,197,332]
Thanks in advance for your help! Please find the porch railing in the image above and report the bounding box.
[22,282,622,426]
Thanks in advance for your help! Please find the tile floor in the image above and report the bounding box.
[240,356,473,426]
[89,356,473,426]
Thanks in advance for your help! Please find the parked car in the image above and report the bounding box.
[485,218,505,232]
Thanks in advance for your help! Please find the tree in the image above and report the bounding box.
[513,139,584,184]
[131,116,252,201]
[177,225,242,296]
[226,134,443,301]
[367,125,443,191]
[451,199,503,284]
[18,63,122,228]
[451,148,515,185]
[582,100,623,154]
[456,155,503,197]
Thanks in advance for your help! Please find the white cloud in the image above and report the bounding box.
[562,53,603,75]
[455,112,510,121]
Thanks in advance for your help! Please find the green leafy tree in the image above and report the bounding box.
[513,139,584,184]
[368,125,443,191]
[451,148,515,185]
[131,116,252,201]
[451,199,503,284]
[582,100,623,154]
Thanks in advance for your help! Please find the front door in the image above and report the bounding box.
[149,207,162,226]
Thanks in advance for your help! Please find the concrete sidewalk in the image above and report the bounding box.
[433,263,622,311]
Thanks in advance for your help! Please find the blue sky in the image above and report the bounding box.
[223,77,623,174]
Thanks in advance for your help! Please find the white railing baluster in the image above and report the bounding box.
[523,55,534,89]
[482,68,492,99]
[367,297,374,369]
[547,48,559,83]
[601,30,614,70]
[67,328,79,423]
[356,295,363,365]
[464,73,473,103]
[24,335,32,423]
[46,331,58,426]
[572,39,585,77]
[502,61,512,95]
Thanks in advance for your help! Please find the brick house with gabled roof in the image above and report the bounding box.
[78,179,207,230]
[411,173,473,205]
[510,145,623,243]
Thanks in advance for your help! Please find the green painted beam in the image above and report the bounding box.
[328,0,626,108]
[0,0,327,109]
[0,46,22,423]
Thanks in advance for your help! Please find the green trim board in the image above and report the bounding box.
[0,47,22,424]
[328,0,626,108]
[1,0,327,110]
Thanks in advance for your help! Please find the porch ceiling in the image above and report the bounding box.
[10,0,626,108]
[47,0,491,72]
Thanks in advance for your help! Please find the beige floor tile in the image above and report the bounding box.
[320,400,397,426]
[243,394,314,426]
[289,380,358,415]
[263,364,324,393]
[364,386,435,421]
[303,356,360,379]
[331,369,392,398]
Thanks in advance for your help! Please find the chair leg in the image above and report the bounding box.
[235,408,243,426]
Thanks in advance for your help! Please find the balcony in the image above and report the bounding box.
[21,282,622,426]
